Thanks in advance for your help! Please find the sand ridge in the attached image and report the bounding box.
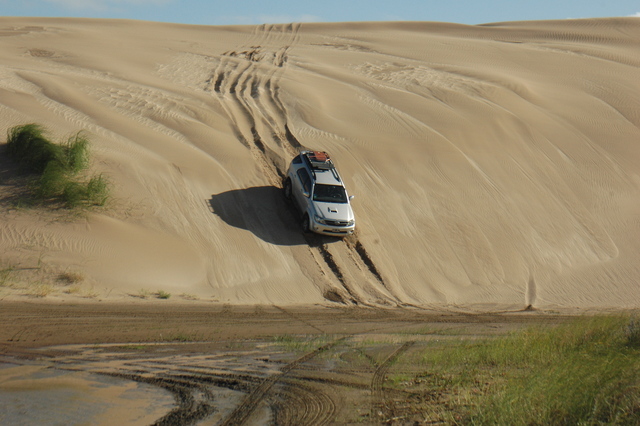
[0,17,639,309]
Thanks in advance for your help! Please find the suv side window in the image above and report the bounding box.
[292,155,303,164]
[297,169,312,194]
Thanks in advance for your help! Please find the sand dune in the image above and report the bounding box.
[1,17,639,310]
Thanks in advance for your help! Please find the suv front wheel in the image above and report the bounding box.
[301,213,311,233]
[283,178,292,200]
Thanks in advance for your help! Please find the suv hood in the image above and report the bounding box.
[313,201,354,222]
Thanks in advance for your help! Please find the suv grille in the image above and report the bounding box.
[325,220,350,227]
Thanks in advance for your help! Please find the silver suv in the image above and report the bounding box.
[283,150,356,236]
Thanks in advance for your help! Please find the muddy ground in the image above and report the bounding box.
[0,302,570,425]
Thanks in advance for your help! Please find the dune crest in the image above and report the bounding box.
[1,17,639,309]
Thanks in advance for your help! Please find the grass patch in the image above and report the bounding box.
[408,315,640,424]
[273,334,336,353]
[0,266,14,287]
[57,271,84,284]
[156,290,171,299]
[179,293,199,301]
[5,123,109,208]
[28,283,55,297]
[64,284,82,294]
[116,344,147,351]
[134,288,151,299]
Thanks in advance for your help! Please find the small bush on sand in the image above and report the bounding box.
[5,124,109,208]
[6,123,60,173]
[57,271,84,284]
[157,290,171,299]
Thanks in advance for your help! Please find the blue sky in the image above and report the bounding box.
[2,0,639,26]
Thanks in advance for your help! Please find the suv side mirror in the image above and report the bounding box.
[349,195,355,201]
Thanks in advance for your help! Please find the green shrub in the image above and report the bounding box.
[63,132,89,173]
[5,123,109,208]
[7,124,63,173]
[37,161,67,199]
[86,174,109,206]
[157,290,171,299]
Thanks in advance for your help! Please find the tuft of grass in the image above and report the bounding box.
[28,283,55,297]
[5,123,109,208]
[63,132,89,173]
[117,344,147,351]
[156,290,171,299]
[86,174,109,206]
[81,287,98,299]
[136,288,151,299]
[65,284,82,294]
[180,293,199,301]
[0,266,14,287]
[57,271,84,285]
[273,334,335,353]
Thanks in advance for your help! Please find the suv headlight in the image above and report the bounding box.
[347,219,355,226]
[314,214,328,225]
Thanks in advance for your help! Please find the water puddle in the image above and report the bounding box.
[0,364,174,425]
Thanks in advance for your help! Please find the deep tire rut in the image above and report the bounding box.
[209,24,396,306]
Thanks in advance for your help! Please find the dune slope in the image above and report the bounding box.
[1,17,639,309]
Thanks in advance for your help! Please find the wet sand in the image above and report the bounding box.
[0,301,576,424]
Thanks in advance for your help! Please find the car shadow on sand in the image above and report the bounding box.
[209,186,341,247]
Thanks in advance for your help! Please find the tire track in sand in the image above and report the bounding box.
[208,24,399,306]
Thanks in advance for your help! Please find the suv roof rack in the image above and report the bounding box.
[301,150,342,182]
[303,150,335,170]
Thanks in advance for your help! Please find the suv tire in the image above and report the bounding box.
[302,213,311,233]
[283,178,292,200]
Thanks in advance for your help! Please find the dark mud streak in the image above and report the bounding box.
[170,373,256,393]
[102,373,216,426]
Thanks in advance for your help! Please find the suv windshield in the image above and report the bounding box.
[313,184,348,203]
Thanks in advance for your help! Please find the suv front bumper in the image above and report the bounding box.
[310,218,355,236]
